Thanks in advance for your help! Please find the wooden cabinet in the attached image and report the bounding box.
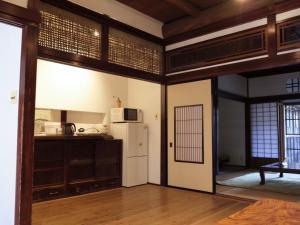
[33,137,122,202]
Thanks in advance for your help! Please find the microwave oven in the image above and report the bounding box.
[111,108,142,123]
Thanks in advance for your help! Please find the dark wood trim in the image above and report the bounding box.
[267,14,277,57]
[167,185,214,195]
[166,26,267,73]
[164,0,300,45]
[166,53,300,85]
[217,90,247,103]
[28,0,40,10]
[61,110,67,127]
[212,78,218,194]
[249,93,300,103]
[165,7,270,45]
[160,84,167,186]
[245,102,251,168]
[101,24,109,63]
[0,0,40,26]
[40,0,163,45]
[278,103,285,162]
[240,63,300,78]
[15,25,39,225]
[38,46,163,84]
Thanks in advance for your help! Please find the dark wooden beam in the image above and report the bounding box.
[167,53,300,85]
[163,0,273,38]
[15,24,39,225]
[38,47,164,84]
[0,0,40,25]
[165,0,200,17]
[240,63,300,78]
[160,84,167,186]
[267,14,277,57]
[165,0,300,44]
[217,90,247,103]
[249,93,300,103]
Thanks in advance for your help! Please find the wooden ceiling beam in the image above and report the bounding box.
[165,0,200,17]
[163,0,274,38]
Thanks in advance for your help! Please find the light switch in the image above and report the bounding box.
[10,91,17,104]
[155,113,159,120]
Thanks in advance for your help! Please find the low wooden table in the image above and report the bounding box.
[259,161,300,185]
[216,199,300,225]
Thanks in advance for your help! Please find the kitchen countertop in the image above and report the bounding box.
[34,134,115,140]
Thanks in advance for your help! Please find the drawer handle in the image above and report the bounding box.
[76,187,81,192]
[49,191,59,195]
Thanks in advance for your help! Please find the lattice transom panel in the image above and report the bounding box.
[109,28,163,75]
[174,105,204,164]
[39,3,101,60]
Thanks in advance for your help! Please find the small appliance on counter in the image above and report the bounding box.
[63,123,76,136]
[111,108,142,123]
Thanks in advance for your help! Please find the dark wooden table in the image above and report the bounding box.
[259,161,300,185]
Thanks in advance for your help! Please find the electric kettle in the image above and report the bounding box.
[63,123,76,136]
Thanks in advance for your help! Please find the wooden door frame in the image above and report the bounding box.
[0,1,40,225]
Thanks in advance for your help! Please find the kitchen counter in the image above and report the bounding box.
[34,134,114,140]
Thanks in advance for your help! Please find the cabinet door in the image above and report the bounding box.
[95,140,122,180]
[68,141,95,182]
[34,140,64,169]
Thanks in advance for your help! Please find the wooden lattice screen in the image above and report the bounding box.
[39,3,101,60]
[109,28,163,75]
[174,105,204,164]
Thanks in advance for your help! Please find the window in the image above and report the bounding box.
[286,78,300,93]
[174,105,204,163]
[250,103,279,158]
[285,104,300,162]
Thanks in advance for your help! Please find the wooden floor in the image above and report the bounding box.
[32,185,250,225]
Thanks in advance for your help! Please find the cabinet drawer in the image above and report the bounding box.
[67,183,90,195]
[33,187,64,201]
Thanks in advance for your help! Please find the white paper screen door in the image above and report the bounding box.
[168,80,213,192]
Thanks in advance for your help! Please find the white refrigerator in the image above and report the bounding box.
[110,123,148,187]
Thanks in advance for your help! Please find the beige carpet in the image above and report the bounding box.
[217,172,300,195]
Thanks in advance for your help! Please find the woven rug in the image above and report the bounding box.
[217,172,300,195]
[216,198,300,225]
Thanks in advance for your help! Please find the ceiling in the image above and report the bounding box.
[117,0,286,39]
[117,0,227,24]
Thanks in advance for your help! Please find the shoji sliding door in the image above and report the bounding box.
[167,80,213,192]
[0,22,22,225]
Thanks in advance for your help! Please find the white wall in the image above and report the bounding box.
[219,98,246,166]
[128,79,161,184]
[218,75,247,97]
[2,0,27,7]
[36,60,128,120]
[0,22,22,225]
[68,0,163,38]
[249,72,300,97]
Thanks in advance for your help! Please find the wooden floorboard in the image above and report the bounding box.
[32,185,249,225]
